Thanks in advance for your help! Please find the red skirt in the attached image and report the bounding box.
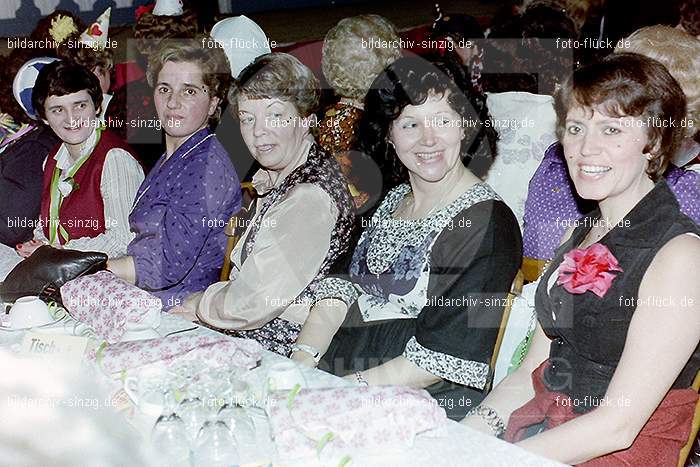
[505,360,698,466]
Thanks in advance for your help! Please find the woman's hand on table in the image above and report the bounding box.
[169,306,198,322]
[290,350,318,368]
[460,412,499,436]
[170,292,204,322]
[15,239,45,258]
[107,256,136,284]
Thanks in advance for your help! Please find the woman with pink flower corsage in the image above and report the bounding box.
[462,53,700,466]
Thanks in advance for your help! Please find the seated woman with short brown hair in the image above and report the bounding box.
[17,60,143,258]
[107,37,241,310]
[463,53,700,466]
[178,53,355,355]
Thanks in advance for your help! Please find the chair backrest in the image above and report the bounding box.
[522,256,549,283]
[219,182,256,282]
[487,269,525,391]
[677,370,700,467]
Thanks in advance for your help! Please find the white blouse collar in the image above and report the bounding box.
[54,127,99,172]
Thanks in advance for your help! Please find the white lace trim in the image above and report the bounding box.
[311,277,359,307]
[403,336,490,389]
[364,183,501,275]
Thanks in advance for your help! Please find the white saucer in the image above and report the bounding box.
[0,315,63,332]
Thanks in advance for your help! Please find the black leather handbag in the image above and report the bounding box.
[0,246,107,304]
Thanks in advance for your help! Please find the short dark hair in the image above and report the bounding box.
[32,60,102,120]
[554,53,686,181]
[360,55,489,188]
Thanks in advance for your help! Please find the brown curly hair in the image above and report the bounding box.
[229,53,320,118]
[56,33,114,73]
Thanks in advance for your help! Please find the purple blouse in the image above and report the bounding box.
[523,142,700,260]
[127,128,241,309]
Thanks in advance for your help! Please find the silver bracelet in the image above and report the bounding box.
[290,343,321,363]
[355,371,369,386]
[467,405,506,437]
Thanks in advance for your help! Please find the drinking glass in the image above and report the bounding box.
[171,359,205,383]
[189,378,230,416]
[217,403,256,445]
[193,420,239,467]
[176,397,209,444]
[151,413,191,467]
[228,378,251,407]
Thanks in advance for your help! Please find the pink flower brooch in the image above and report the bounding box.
[557,243,623,298]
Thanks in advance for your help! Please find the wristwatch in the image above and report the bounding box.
[290,343,321,363]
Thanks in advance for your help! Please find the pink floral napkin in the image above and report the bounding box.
[61,271,162,343]
[269,385,447,459]
[87,332,262,374]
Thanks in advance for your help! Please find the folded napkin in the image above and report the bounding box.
[269,386,447,460]
[88,332,262,374]
[61,270,161,343]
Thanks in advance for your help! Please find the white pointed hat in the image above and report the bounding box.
[210,15,272,78]
[80,7,111,48]
[153,0,184,16]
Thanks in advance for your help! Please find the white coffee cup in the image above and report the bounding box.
[121,307,162,341]
[266,361,307,392]
[9,296,53,329]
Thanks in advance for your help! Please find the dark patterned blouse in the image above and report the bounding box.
[536,181,700,413]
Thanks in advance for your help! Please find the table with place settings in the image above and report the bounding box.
[0,309,567,467]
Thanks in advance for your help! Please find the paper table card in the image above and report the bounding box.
[20,332,89,368]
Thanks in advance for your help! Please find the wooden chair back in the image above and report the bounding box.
[487,269,525,391]
[522,256,549,283]
[220,182,256,281]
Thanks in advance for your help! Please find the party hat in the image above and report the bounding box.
[211,16,272,78]
[80,7,111,48]
[153,0,184,16]
[13,57,61,120]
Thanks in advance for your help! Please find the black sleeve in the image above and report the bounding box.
[0,139,50,245]
[403,200,522,389]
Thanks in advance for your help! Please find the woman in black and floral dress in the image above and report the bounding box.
[291,56,522,420]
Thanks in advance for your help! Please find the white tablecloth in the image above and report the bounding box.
[0,243,22,282]
[0,311,567,467]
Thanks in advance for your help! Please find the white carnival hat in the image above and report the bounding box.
[13,57,61,120]
[153,0,184,16]
[80,7,111,48]
[210,15,272,78]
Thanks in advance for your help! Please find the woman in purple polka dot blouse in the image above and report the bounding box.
[107,39,241,309]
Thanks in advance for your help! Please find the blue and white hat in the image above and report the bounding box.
[12,57,61,120]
